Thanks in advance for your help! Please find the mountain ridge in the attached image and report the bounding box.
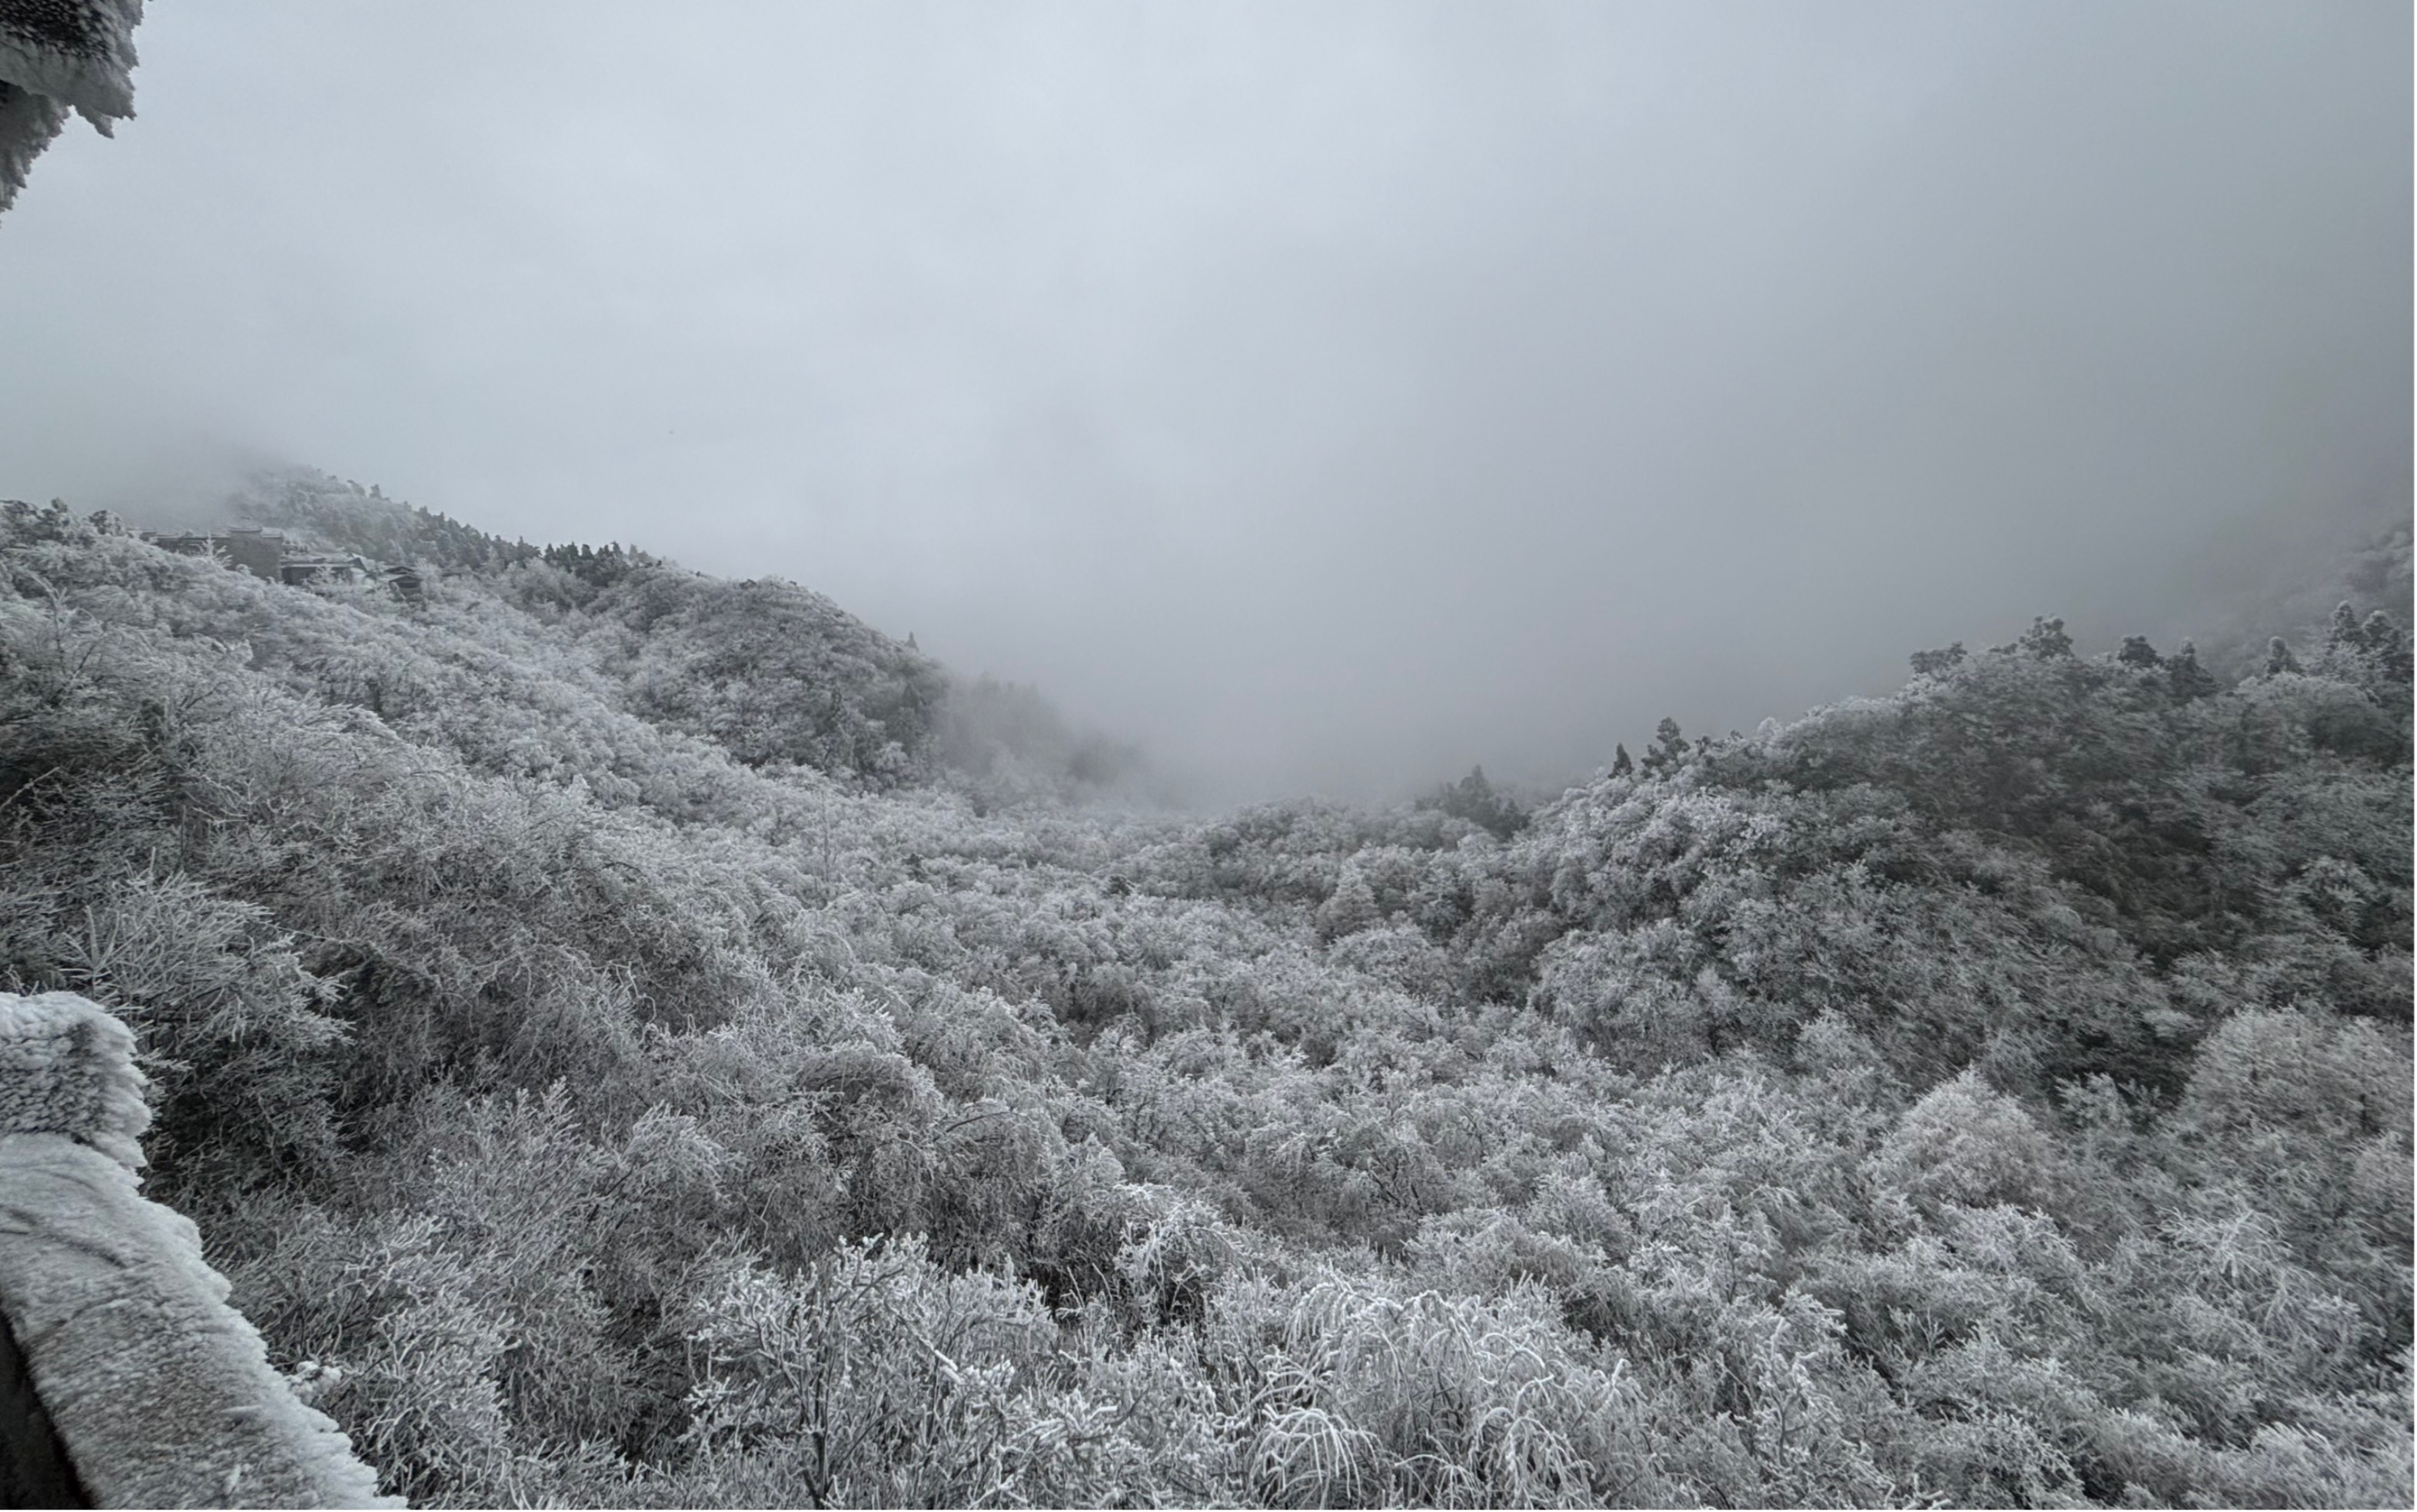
[0,476,2405,1507]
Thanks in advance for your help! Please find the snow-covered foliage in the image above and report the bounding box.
[0,490,2407,1507]
[0,0,142,214]
[0,990,394,1507]
[232,469,1138,802]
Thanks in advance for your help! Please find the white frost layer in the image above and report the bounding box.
[0,989,151,1167]
[0,0,145,128]
[0,79,68,212]
[0,0,141,212]
[0,991,400,1507]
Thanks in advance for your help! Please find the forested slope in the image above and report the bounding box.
[0,492,2407,1507]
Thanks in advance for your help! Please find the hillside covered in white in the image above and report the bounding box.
[0,477,2409,1507]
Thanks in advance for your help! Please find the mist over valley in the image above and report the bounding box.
[0,4,2409,1507]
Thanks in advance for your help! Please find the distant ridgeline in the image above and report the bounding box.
[0,468,2409,1507]
[229,470,953,786]
[175,469,1132,798]
[138,524,427,600]
[232,472,577,577]
[14,473,1138,799]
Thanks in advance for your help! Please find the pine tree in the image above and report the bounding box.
[1316,871,1381,941]
[2328,600,2367,653]
[2168,640,2219,700]
[1433,765,1524,838]
[1611,743,1634,777]
[1910,642,1967,676]
[2117,636,2163,669]
[2017,615,2073,660]
[1640,716,1687,776]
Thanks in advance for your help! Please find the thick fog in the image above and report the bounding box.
[0,2,2405,803]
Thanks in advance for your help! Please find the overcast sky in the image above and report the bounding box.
[1,2,2407,801]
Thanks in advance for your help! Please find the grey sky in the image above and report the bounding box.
[0,2,2406,802]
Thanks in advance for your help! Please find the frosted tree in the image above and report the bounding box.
[1909,641,1967,676]
[2116,635,2162,669]
[1638,715,1688,775]
[2016,614,2073,660]
[2167,638,2219,700]
[0,0,144,214]
[1316,868,1381,942]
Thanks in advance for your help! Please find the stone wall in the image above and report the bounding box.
[0,1304,85,1507]
[0,992,397,1508]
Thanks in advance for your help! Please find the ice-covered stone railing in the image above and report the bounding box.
[0,991,396,1507]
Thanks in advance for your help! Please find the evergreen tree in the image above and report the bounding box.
[1910,642,1967,676]
[1315,870,1381,941]
[2362,610,2414,683]
[1430,764,1524,839]
[1611,743,1634,777]
[2328,600,2368,653]
[2116,636,2162,670]
[2167,639,2219,700]
[1640,716,1687,776]
[2017,615,2073,660]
